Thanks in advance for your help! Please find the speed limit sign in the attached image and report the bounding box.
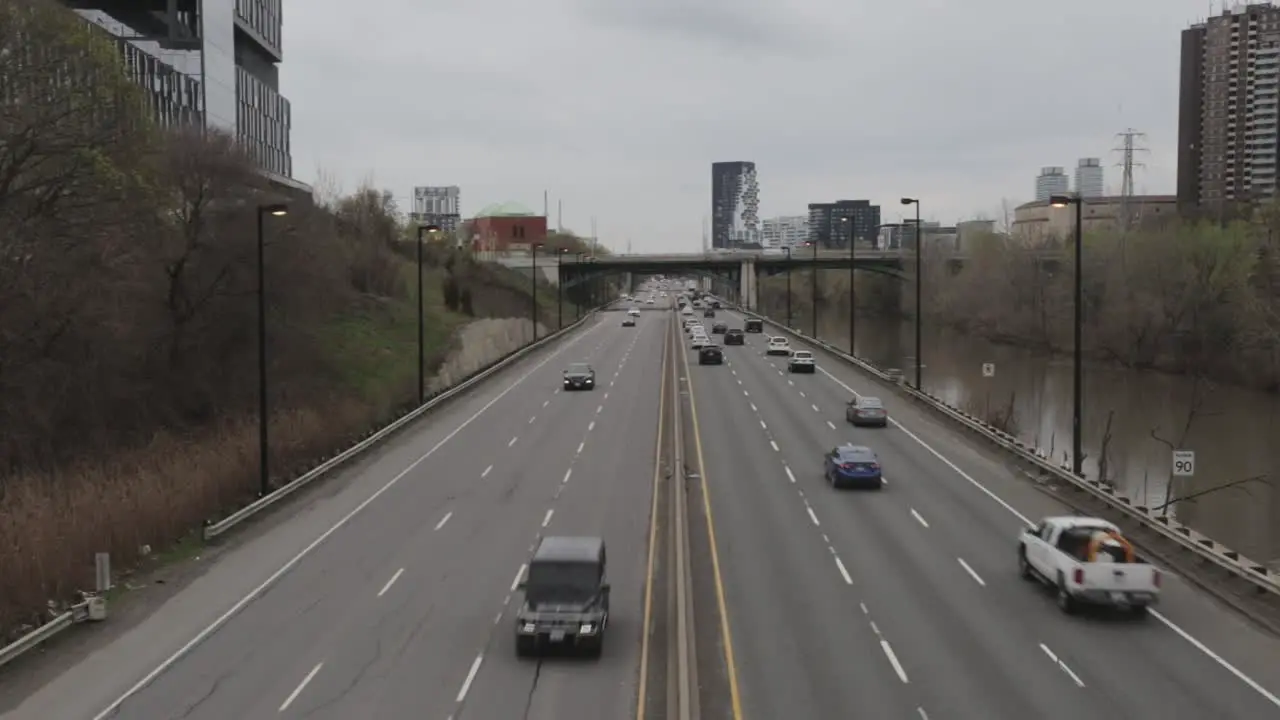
[1172,450,1195,477]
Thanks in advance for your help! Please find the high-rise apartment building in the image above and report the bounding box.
[807,200,880,249]
[411,186,462,232]
[760,216,809,249]
[1035,167,1070,201]
[711,162,760,248]
[1178,3,1280,210]
[66,0,295,183]
[1074,158,1104,197]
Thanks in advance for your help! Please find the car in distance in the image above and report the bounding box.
[1018,516,1160,616]
[744,318,764,333]
[698,344,723,364]
[685,321,703,335]
[846,396,888,427]
[765,337,791,356]
[788,350,816,373]
[823,444,883,489]
[680,305,693,316]
[515,536,610,657]
[622,317,636,327]
[703,308,715,318]
[723,328,745,345]
[627,307,641,317]
[691,334,711,349]
[711,322,728,334]
[563,363,596,391]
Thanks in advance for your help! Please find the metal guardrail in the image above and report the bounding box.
[730,304,1280,598]
[0,306,609,671]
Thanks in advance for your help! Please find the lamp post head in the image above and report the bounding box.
[1048,194,1078,208]
[900,198,918,206]
[423,224,441,232]
[260,203,288,216]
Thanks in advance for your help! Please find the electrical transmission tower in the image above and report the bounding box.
[1113,128,1148,229]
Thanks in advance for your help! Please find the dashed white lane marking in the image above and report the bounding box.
[910,509,929,528]
[749,402,758,413]
[456,655,484,703]
[588,420,596,432]
[881,641,910,683]
[542,509,554,527]
[834,556,853,584]
[508,436,518,447]
[759,419,768,430]
[1040,643,1086,687]
[376,568,405,597]
[563,468,573,484]
[770,440,780,452]
[957,557,986,586]
[596,404,604,414]
[917,707,931,720]
[811,403,820,412]
[577,441,585,454]
[434,511,453,531]
[511,564,525,592]
[784,466,797,484]
[542,399,549,408]
[528,415,537,424]
[806,506,821,526]
[826,420,837,430]
[481,464,493,478]
[799,391,806,398]
[279,662,324,712]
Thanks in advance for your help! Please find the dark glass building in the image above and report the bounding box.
[807,200,880,249]
[63,0,297,185]
[711,161,760,249]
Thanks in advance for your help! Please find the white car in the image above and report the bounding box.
[691,334,710,349]
[680,306,693,316]
[1018,516,1161,615]
[766,337,792,356]
[628,307,641,317]
[788,350,816,373]
[685,322,703,335]
[646,298,655,304]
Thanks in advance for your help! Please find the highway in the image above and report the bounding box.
[685,306,1280,719]
[2,304,671,720]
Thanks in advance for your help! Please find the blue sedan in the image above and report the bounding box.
[824,444,884,490]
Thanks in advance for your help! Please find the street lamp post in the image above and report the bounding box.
[531,243,542,341]
[574,252,584,320]
[846,218,856,356]
[1050,193,1085,476]
[416,224,440,404]
[810,240,818,338]
[256,202,288,497]
[557,248,566,329]
[783,246,793,328]
[900,198,922,390]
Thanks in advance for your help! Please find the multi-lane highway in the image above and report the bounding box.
[2,303,673,720]
[685,306,1280,719]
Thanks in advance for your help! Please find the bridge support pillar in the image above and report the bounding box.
[624,271,633,293]
[738,258,757,311]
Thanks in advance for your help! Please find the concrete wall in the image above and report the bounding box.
[491,256,560,284]
[429,317,551,392]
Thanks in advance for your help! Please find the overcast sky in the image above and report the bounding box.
[282,0,1215,253]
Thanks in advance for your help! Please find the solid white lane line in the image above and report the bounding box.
[1150,611,1280,705]
[587,420,595,432]
[770,440,780,452]
[508,436,518,447]
[784,466,797,484]
[910,509,929,528]
[881,641,909,683]
[376,568,405,597]
[456,654,484,703]
[542,509,554,527]
[481,464,493,478]
[834,556,853,584]
[434,512,453,531]
[577,441,585,454]
[1040,643,1085,687]
[806,506,821,526]
[563,468,572,484]
[511,564,525,592]
[279,662,323,712]
[957,558,986,586]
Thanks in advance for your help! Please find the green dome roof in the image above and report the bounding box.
[475,201,537,218]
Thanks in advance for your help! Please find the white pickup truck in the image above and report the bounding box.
[1018,515,1160,616]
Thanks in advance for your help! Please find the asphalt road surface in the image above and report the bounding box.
[683,306,1280,720]
[3,303,670,720]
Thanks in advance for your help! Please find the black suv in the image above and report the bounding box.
[703,308,715,318]
[723,329,745,345]
[563,363,595,390]
[711,322,728,334]
[744,318,764,333]
[515,536,609,657]
[698,345,723,365]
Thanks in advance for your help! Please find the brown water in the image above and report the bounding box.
[789,309,1280,566]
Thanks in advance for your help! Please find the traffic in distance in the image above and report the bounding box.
[15,276,1280,720]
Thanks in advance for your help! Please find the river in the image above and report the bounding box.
[786,308,1280,566]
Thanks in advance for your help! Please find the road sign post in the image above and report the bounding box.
[1172,450,1196,477]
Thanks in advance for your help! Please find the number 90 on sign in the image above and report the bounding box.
[1172,450,1195,477]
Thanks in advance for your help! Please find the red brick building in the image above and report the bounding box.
[470,202,548,254]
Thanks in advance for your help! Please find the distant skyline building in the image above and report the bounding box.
[411,186,462,232]
[65,0,297,185]
[711,161,760,248]
[1178,3,1280,210]
[761,216,809,248]
[1074,158,1104,197]
[807,200,880,249]
[1035,166,1070,201]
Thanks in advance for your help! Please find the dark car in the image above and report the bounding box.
[563,363,596,391]
[698,345,723,365]
[824,444,883,489]
[515,536,610,657]
[711,322,728,334]
[622,317,636,327]
[711,300,722,309]
[703,308,715,318]
[846,396,888,427]
[723,329,745,345]
[744,318,764,333]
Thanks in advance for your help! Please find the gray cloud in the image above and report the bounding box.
[282,0,1208,251]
